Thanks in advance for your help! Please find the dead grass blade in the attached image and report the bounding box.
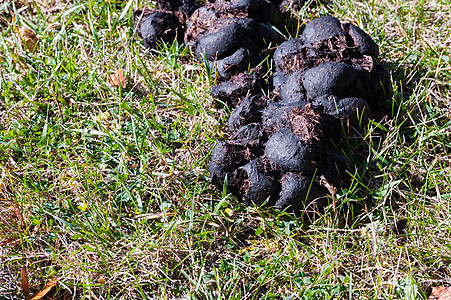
[429,286,451,300]
[21,266,30,300]
[30,280,57,300]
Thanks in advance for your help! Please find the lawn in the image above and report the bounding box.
[1,0,451,299]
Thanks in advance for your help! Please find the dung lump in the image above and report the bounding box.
[133,10,181,49]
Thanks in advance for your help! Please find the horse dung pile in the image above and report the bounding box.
[133,1,391,217]
[207,16,390,216]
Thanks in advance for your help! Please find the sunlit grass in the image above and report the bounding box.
[0,0,450,299]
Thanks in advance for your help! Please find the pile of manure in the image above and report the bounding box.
[132,4,391,217]
[208,16,391,217]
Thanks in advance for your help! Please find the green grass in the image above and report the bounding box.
[1,0,451,299]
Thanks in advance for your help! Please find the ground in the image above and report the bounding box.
[0,0,451,299]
